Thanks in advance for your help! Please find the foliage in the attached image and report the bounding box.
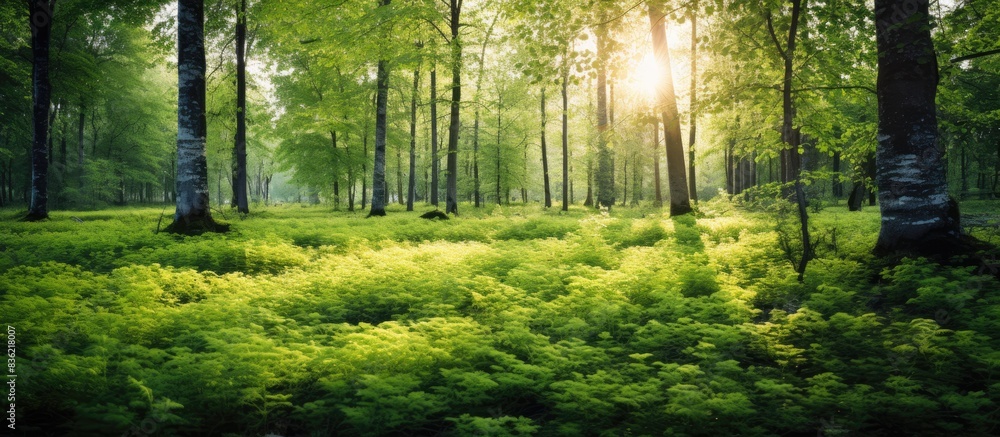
[2,202,998,435]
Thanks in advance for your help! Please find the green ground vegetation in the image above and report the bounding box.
[1,200,999,436]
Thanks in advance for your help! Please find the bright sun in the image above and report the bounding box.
[632,53,664,103]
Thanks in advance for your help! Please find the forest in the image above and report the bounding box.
[1,0,1000,435]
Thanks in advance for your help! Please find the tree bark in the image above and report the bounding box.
[26,0,57,221]
[688,0,698,204]
[445,0,462,215]
[169,0,219,233]
[873,0,962,255]
[595,20,614,210]
[430,67,440,207]
[368,53,390,217]
[652,118,662,206]
[233,0,249,214]
[648,5,692,216]
[408,67,419,211]
[561,68,570,211]
[541,87,552,208]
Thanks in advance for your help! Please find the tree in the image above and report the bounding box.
[873,0,961,255]
[687,0,698,203]
[233,0,249,214]
[168,0,221,233]
[368,0,392,217]
[26,0,57,221]
[444,0,462,215]
[648,3,691,216]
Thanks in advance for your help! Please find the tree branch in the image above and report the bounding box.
[950,48,1000,63]
[765,11,787,62]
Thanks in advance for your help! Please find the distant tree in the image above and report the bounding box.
[873,0,961,255]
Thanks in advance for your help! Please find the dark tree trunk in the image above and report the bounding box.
[368,53,390,217]
[540,87,552,208]
[77,103,85,187]
[688,1,698,204]
[169,0,220,233]
[430,67,439,207]
[832,151,844,197]
[445,0,462,215]
[649,5,691,216]
[873,0,962,255]
[408,67,419,211]
[233,0,249,214]
[26,0,57,221]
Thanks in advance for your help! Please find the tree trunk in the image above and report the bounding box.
[445,0,462,215]
[832,151,844,197]
[169,0,219,233]
[688,1,698,204]
[368,51,390,217]
[26,0,57,221]
[595,20,615,210]
[648,5,692,216]
[77,103,85,187]
[561,68,570,211]
[396,140,404,205]
[652,118,663,206]
[540,87,552,208]
[233,0,249,214]
[873,0,962,255]
[430,67,439,207]
[408,67,419,211]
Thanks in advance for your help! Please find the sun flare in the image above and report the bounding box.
[632,52,664,102]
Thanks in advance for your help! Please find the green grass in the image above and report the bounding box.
[1,201,998,436]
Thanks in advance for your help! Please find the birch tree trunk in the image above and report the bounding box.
[369,57,390,216]
[873,0,962,255]
[169,0,219,233]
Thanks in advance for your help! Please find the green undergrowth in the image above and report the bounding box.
[1,201,999,436]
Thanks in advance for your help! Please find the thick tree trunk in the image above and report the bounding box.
[649,5,692,216]
[445,0,462,215]
[541,87,552,208]
[368,54,390,217]
[873,0,962,255]
[233,0,249,214]
[430,67,439,207]
[169,0,220,233]
[408,67,419,211]
[27,0,57,221]
[688,1,698,204]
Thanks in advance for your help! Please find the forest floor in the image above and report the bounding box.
[1,199,999,436]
